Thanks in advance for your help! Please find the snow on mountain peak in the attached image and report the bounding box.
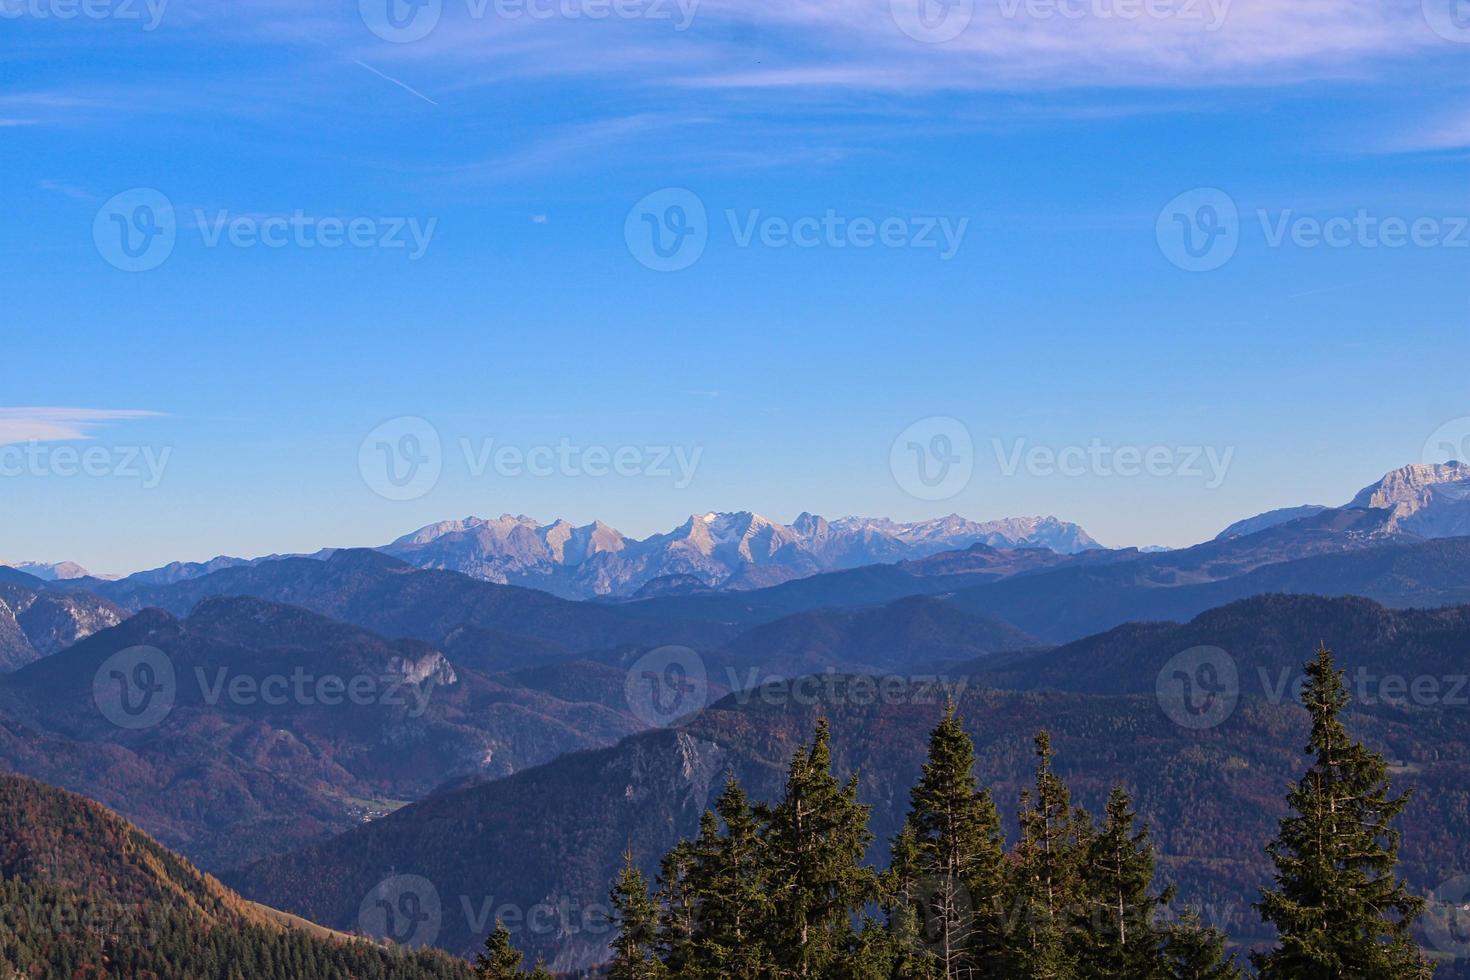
[1345,461,1470,536]
[1348,462,1470,511]
[380,509,1102,597]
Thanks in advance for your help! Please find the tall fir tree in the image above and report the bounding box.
[1075,786,1172,979]
[760,719,881,978]
[1161,914,1242,980]
[474,921,523,980]
[1002,731,1091,980]
[687,778,776,976]
[609,849,664,980]
[1253,645,1434,980]
[885,824,943,980]
[654,837,699,976]
[895,704,1007,979]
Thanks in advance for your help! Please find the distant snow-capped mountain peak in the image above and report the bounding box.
[1348,461,1470,512]
[377,510,1101,598]
[3,561,95,581]
[1215,461,1470,544]
[1346,461,1470,536]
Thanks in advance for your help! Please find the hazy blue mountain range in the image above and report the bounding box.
[223,596,1470,971]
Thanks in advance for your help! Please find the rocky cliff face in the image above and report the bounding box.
[1216,462,1470,545]
[1347,462,1470,536]
[0,584,123,671]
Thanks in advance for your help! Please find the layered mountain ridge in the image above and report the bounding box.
[379,510,1102,598]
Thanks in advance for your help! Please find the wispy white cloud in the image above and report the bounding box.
[1393,110,1470,151]
[442,112,707,181]
[38,178,95,201]
[341,0,1440,91]
[0,408,165,446]
[672,0,1437,90]
[9,0,1460,171]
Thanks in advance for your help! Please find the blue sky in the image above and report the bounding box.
[3,0,1469,574]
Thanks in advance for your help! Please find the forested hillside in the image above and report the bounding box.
[0,774,473,980]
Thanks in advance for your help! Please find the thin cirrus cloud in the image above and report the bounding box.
[1394,111,1470,150]
[0,408,165,447]
[333,0,1442,90]
[676,0,1439,90]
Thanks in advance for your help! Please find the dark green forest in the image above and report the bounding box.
[478,647,1450,979]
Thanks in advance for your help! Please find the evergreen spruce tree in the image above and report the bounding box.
[609,849,664,980]
[1253,646,1434,980]
[895,704,1007,979]
[654,839,699,975]
[1076,786,1171,979]
[1160,914,1242,980]
[688,777,775,976]
[760,719,881,978]
[885,824,943,980]
[474,921,523,979]
[1002,731,1090,980]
